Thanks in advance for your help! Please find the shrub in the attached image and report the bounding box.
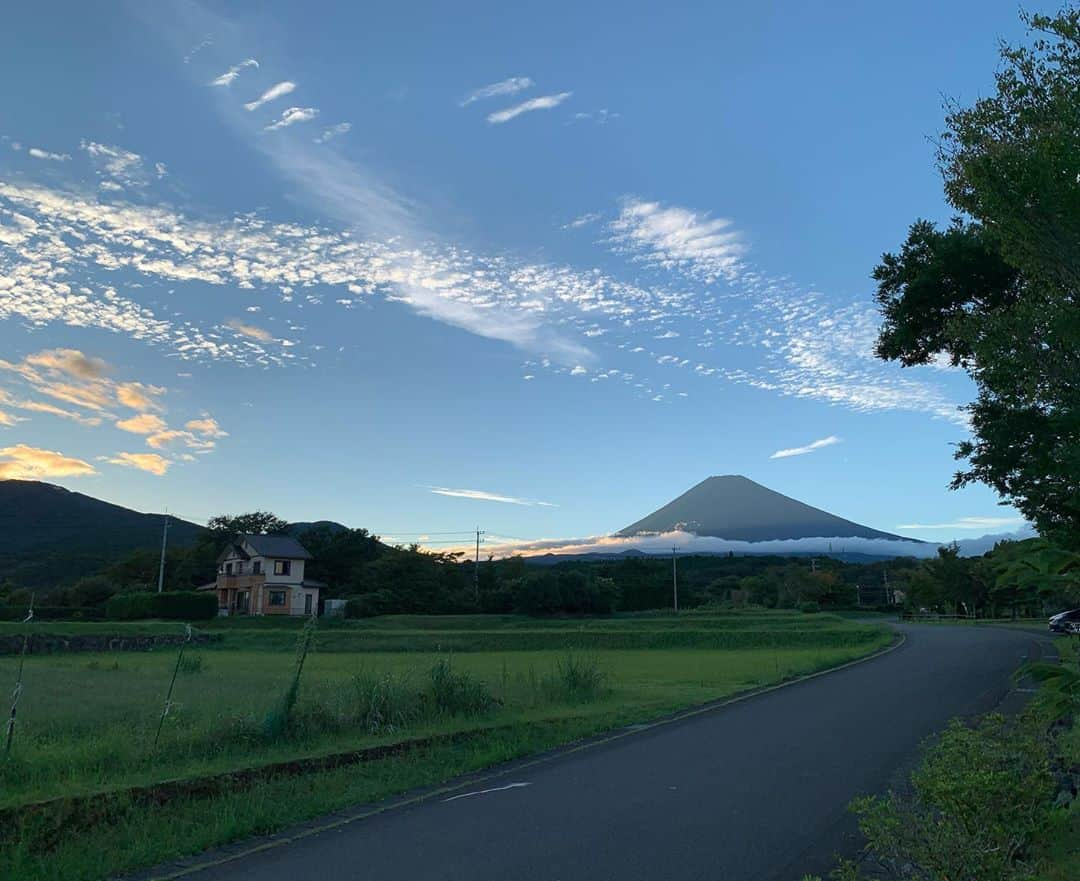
[0,605,104,621]
[345,594,383,618]
[347,669,418,733]
[845,713,1054,880]
[543,653,606,703]
[104,591,217,621]
[422,657,498,717]
[798,601,822,614]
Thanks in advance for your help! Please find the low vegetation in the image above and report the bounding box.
[805,635,1080,881]
[0,610,892,881]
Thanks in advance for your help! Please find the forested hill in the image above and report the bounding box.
[0,480,204,588]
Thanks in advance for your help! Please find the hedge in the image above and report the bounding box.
[0,605,104,621]
[104,591,218,621]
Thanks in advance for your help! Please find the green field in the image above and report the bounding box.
[0,611,894,881]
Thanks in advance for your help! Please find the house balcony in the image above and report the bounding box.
[217,573,267,590]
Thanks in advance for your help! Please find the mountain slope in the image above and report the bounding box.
[618,475,920,543]
[0,480,205,588]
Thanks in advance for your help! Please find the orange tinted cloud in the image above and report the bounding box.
[0,444,97,479]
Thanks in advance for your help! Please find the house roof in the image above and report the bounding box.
[240,533,313,560]
[215,542,250,564]
[302,578,327,589]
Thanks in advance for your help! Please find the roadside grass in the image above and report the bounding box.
[0,641,890,809]
[0,611,894,881]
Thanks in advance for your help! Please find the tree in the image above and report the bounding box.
[873,9,1080,546]
[207,511,290,538]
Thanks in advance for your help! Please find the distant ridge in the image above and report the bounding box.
[618,475,921,543]
[0,480,205,587]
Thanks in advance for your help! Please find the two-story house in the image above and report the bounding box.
[201,534,325,616]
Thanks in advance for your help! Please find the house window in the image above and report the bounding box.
[252,560,262,575]
[225,562,234,575]
[268,590,287,607]
[273,560,291,576]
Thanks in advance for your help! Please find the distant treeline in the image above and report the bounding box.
[1,511,1076,618]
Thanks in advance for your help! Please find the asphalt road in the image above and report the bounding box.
[176,624,1048,881]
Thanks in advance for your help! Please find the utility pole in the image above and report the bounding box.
[156,511,170,594]
[474,527,485,605]
[671,545,680,613]
[882,569,890,607]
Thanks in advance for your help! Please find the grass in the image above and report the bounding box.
[0,611,894,881]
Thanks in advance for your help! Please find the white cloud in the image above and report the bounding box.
[609,197,745,284]
[429,486,557,507]
[79,140,148,188]
[27,147,70,162]
[460,76,534,106]
[770,435,842,459]
[562,211,601,230]
[184,37,213,65]
[569,109,619,125]
[244,80,296,111]
[264,107,319,132]
[210,58,258,86]
[897,516,1027,530]
[314,122,351,143]
[487,92,572,124]
[0,180,965,425]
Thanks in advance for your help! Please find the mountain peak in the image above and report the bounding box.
[618,476,919,543]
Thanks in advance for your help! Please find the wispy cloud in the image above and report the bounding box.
[770,435,842,459]
[105,451,171,475]
[897,516,1027,531]
[562,211,601,230]
[0,179,964,424]
[569,109,619,125]
[79,140,149,189]
[244,80,296,111]
[609,197,745,284]
[0,349,220,467]
[115,413,168,435]
[27,147,70,162]
[0,444,96,479]
[314,122,351,143]
[264,106,319,131]
[487,92,572,124]
[461,76,534,107]
[429,486,557,507]
[184,36,213,65]
[116,382,164,411]
[225,319,273,341]
[210,57,257,86]
[17,400,102,426]
[185,416,228,437]
[26,348,108,380]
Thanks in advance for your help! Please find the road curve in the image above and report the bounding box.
[167,624,1048,881]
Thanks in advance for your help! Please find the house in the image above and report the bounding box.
[200,534,325,616]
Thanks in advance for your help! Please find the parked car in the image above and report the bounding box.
[1048,608,1080,633]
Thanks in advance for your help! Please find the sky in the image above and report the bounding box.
[0,0,1038,554]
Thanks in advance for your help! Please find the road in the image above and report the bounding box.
[170,624,1048,881]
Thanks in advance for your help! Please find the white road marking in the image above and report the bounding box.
[443,782,532,803]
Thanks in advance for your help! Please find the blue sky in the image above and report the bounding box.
[0,0,1036,552]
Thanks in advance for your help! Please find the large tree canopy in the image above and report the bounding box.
[873,9,1080,547]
